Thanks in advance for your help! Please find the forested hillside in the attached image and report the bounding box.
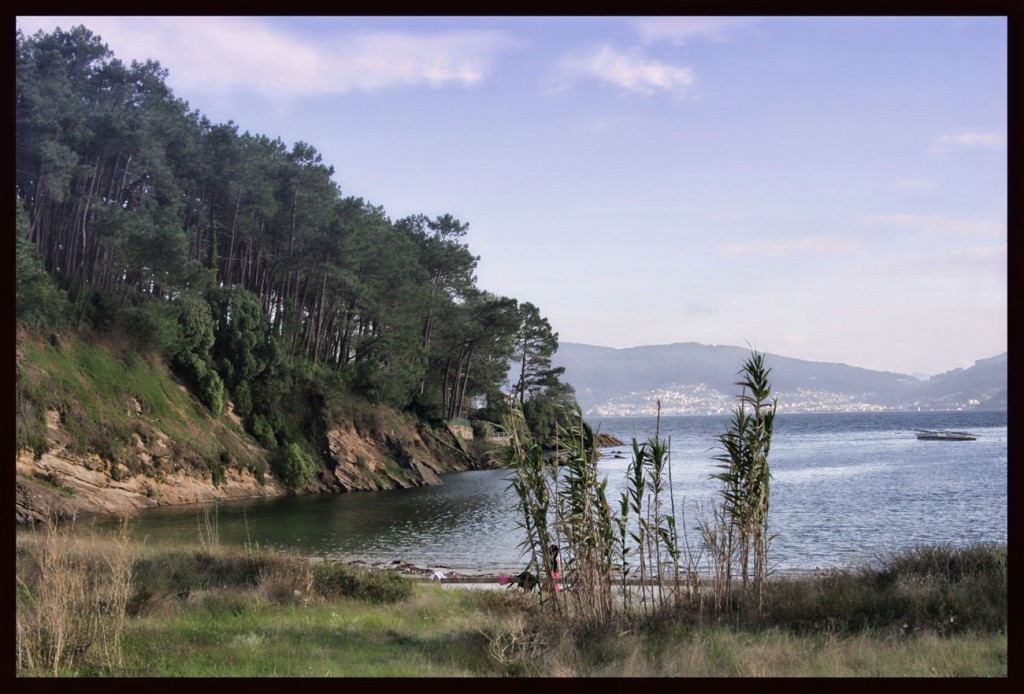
[15,25,573,508]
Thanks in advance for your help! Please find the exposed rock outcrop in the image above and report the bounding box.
[321,421,463,492]
[16,449,283,524]
[16,408,490,525]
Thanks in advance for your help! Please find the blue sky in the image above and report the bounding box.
[17,16,1007,376]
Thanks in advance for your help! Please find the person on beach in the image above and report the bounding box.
[547,544,562,594]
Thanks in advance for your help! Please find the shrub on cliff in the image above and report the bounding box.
[272,442,316,489]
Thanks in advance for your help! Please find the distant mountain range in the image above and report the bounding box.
[552,342,1007,416]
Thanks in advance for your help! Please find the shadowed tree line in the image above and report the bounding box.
[16,25,573,475]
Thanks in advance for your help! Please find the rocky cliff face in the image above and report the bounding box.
[320,419,477,493]
[16,448,282,525]
[16,404,483,525]
[15,328,494,526]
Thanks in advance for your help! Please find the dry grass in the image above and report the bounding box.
[16,519,136,675]
[255,555,316,606]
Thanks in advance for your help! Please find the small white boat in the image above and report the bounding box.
[915,429,977,441]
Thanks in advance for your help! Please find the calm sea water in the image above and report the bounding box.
[63,411,1007,574]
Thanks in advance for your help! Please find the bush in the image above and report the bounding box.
[759,544,1007,636]
[271,442,316,489]
[231,381,254,421]
[247,413,277,449]
[130,549,264,595]
[171,351,224,415]
[119,302,177,355]
[16,231,68,332]
[871,543,1007,586]
[311,562,414,604]
[130,547,411,608]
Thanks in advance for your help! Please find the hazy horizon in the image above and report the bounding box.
[557,339,1005,378]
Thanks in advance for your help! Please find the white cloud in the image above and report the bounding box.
[720,236,861,257]
[929,131,1005,153]
[16,16,517,97]
[939,131,1005,147]
[558,45,695,96]
[319,30,518,93]
[631,17,754,45]
[860,215,1006,237]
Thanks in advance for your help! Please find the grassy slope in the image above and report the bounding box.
[16,329,269,490]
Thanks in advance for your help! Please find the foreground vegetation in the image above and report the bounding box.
[15,521,1006,677]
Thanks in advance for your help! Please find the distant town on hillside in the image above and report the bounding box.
[552,343,1007,416]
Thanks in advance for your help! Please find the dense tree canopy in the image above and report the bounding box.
[15,25,573,443]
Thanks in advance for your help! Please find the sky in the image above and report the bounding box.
[16,16,1008,377]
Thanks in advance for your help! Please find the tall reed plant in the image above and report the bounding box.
[504,406,557,602]
[618,404,685,614]
[506,349,779,625]
[504,404,617,622]
[708,349,777,610]
[552,406,616,622]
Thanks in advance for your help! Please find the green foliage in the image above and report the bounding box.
[209,286,280,391]
[171,351,225,415]
[16,360,50,458]
[758,544,1007,636]
[311,562,415,604]
[209,452,229,487]
[511,301,563,407]
[552,406,618,621]
[247,413,277,449]
[118,299,179,355]
[504,404,618,622]
[32,471,77,497]
[231,381,254,421]
[709,349,777,604]
[271,442,316,489]
[522,380,577,443]
[124,545,415,608]
[873,542,1007,586]
[168,291,217,360]
[16,203,67,331]
[619,422,685,612]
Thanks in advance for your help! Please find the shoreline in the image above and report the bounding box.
[349,558,836,588]
[350,559,517,583]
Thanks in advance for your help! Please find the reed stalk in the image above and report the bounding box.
[711,349,777,611]
[505,403,617,622]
